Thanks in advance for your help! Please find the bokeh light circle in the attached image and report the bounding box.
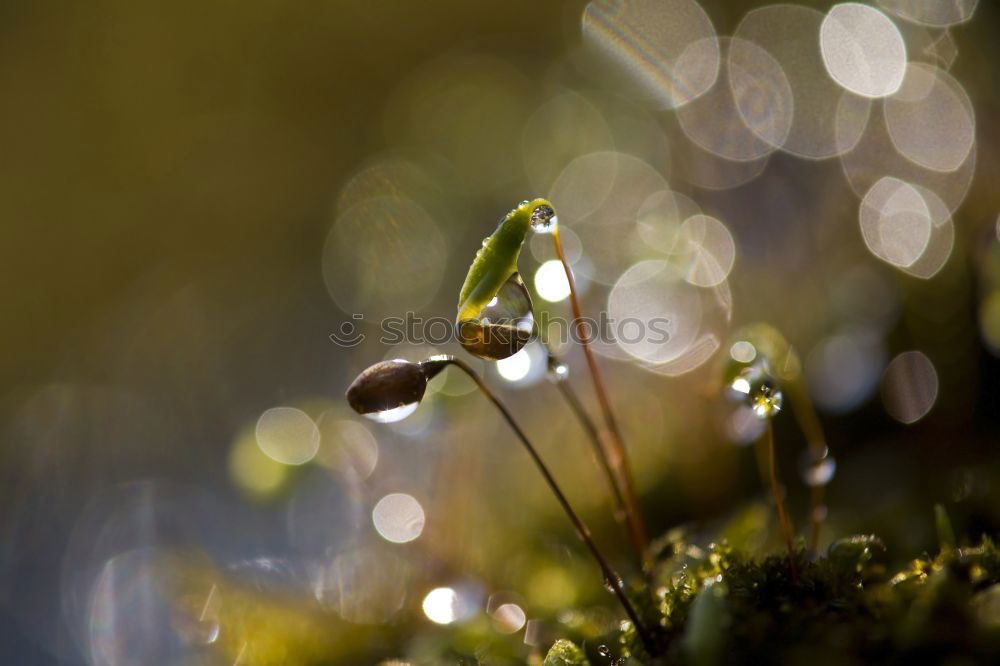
[884,62,975,173]
[677,214,735,288]
[677,37,791,162]
[881,351,939,424]
[323,196,447,319]
[859,177,932,269]
[534,260,571,302]
[582,0,720,110]
[255,406,321,465]
[820,3,907,98]
[876,0,978,28]
[372,493,426,544]
[734,4,872,160]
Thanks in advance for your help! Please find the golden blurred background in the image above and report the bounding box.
[2,0,1000,663]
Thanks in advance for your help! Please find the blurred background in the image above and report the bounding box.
[1,0,999,663]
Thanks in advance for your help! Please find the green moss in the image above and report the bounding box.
[598,527,1000,664]
[543,639,589,666]
[542,512,1000,665]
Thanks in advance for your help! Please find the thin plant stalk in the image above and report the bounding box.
[546,352,636,555]
[551,227,648,560]
[788,382,829,554]
[763,420,797,580]
[444,357,656,653]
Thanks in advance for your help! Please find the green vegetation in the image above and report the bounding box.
[545,508,1000,665]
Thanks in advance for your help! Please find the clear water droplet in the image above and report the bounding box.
[799,452,837,487]
[546,356,569,382]
[364,402,419,423]
[530,204,558,234]
[729,363,783,419]
[598,645,612,658]
[458,273,535,360]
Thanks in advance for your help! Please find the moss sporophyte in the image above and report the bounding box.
[344,201,999,664]
[455,199,648,564]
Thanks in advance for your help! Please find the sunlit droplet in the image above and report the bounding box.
[547,357,570,382]
[534,260,571,302]
[730,364,783,419]
[365,402,419,424]
[372,493,425,543]
[530,204,558,234]
[458,273,535,361]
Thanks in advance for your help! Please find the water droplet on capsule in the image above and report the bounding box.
[530,204,558,234]
[730,363,783,419]
[364,402,419,423]
[458,273,535,360]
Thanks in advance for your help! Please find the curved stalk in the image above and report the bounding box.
[763,421,797,581]
[546,351,636,557]
[787,381,829,554]
[443,356,656,653]
[551,228,648,561]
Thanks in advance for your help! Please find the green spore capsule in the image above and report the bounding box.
[456,198,555,360]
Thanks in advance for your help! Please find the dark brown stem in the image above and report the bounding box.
[444,357,656,653]
[551,228,648,563]
[547,352,633,544]
[764,420,797,581]
[788,381,829,555]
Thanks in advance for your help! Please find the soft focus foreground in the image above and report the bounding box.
[2,1,1000,664]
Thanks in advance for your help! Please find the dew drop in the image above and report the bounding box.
[730,363,783,419]
[546,356,570,382]
[458,273,535,360]
[530,204,558,234]
[364,402,419,424]
[799,451,837,487]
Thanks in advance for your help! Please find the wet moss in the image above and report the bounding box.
[547,525,1000,665]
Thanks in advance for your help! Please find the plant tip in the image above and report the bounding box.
[530,203,558,234]
[346,359,440,423]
